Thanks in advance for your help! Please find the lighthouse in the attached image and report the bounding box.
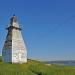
[2,15,27,63]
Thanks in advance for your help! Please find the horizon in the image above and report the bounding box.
[0,0,75,61]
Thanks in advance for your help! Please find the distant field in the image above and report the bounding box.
[0,57,75,75]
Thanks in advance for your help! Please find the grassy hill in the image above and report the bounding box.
[0,58,75,75]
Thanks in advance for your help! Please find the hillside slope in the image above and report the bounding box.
[0,59,75,75]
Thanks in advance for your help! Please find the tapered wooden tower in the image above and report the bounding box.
[2,15,27,63]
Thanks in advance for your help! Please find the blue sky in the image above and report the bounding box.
[0,0,75,61]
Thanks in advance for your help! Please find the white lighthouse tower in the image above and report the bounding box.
[2,15,27,63]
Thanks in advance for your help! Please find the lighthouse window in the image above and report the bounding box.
[5,41,7,43]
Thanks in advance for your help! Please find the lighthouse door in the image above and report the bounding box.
[18,52,22,63]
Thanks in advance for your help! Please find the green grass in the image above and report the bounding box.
[0,59,75,75]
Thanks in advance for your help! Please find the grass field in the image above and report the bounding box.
[0,57,75,75]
